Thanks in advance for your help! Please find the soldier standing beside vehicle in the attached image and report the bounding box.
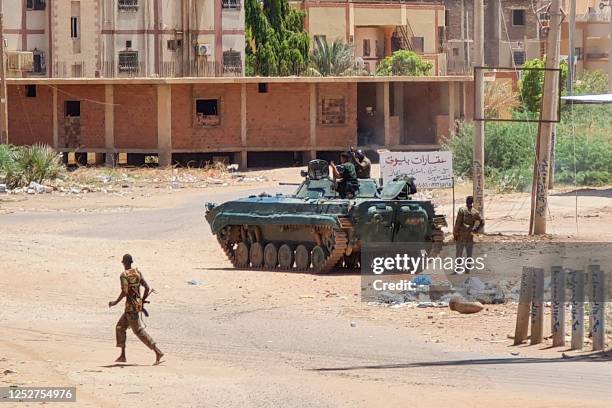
[351,149,372,179]
[330,152,359,198]
[109,254,164,365]
[453,196,483,263]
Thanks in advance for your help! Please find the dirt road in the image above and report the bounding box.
[1,168,611,407]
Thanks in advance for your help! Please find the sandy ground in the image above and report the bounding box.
[1,165,611,407]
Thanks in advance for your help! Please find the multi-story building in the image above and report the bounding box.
[293,0,448,75]
[560,0,611,76]
[4,0,245,78]
[439,0,546,73]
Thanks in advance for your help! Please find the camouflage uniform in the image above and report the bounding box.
[453,206,482,258]
[336,162,359,198]
[115,268,156,350]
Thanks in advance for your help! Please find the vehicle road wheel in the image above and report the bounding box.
[234,242,250,267]
[250,242,264,267]
[264,243,278,268]
[278,244,294,269]
[295,244,310,270]
[311,245,327,272]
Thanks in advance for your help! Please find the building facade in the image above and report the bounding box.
[6,76,472,167]
[4,0,245,78]
[294,1,447,75]
[439,0,546,73]
[560,0,611,76]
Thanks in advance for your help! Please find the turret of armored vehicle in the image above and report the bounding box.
[205,159,446,273]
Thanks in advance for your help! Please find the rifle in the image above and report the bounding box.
[142,288,157,317]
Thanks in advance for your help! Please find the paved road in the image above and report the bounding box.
[2,185,611,407]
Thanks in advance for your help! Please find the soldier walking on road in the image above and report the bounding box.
[109,254,164,365]
[453,196,483,264]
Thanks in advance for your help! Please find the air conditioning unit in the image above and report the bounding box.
[195,43,212,56]
[7,51,34,71]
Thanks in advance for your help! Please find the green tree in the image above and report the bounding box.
[310,37,354,76]
[519,58,568,112]
[245,0,310,76]
[375,50,432,76]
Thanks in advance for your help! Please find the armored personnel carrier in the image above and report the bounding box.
[205,160,446,273]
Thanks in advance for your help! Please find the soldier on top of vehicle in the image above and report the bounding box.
[351,149,372,179]
[330,152,359,199]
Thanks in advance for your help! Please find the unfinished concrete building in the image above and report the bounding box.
[4,0,245,78]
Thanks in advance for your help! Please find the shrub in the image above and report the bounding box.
[0,144,65,188]
[375,50,432,76]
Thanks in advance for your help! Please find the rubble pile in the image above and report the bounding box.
[373,274,517,312]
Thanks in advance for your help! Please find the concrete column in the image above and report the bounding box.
[448,81,456,137]
[393,82,404,145]
[384,27,394,56]
[309,83,317,158]
[157,84,172,167]
[52,86,58,149]
[378,82,390,146]
[104,84,114,166]
[239,83,248,168]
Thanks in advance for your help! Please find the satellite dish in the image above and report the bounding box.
[599,1,605,10]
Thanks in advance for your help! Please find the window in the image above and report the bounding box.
[375,40,384,57]
[363,39,371,57]
[512,9,525,26]
[167,39,182,51]
[65,101,81,117]
[411,37,424,53]
[25,85,37,98]
[71,17,79,38]
[320,97,346,125]
[125,40,132,49]
[445,10,450,27]
[258,83,268,93]
[452,47,459,57]
[575,47,583,61]
[539,12,550,21]
[118,51,138,72]
[223,49,242,74]
[118,0,138,11]
[195,99,221,126]
[513,51,526,66]
[26,0,46,10]
[222,0,241,10]
[32,50,45,74]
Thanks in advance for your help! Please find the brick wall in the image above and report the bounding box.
[316,83,357,148]
[246,83,309,148]
[113,85,157,150]
[7,85,54,146]
[57,85,106,149]
[171,84,242,150]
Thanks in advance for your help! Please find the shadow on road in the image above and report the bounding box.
[312,352,612,372]
[551,188,612,198]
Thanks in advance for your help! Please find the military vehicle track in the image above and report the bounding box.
[217,218,353,274]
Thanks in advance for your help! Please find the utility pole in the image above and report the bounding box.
[473,0,485,220]
[530,0,562,235]
[0,0,9,145]
[568,0,576,94]
[608,1,612,92]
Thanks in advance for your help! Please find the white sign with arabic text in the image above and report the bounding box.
[380,151,453,189]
